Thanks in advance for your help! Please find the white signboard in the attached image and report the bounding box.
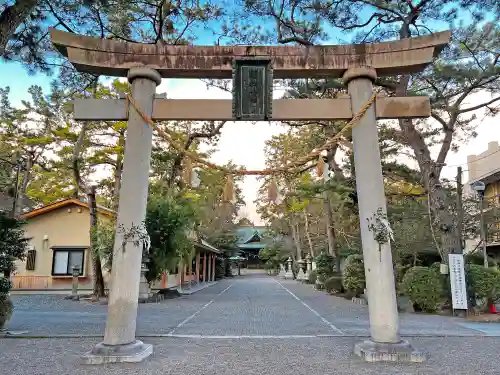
[448,254,468,310]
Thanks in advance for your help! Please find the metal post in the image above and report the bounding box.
[456,166,464,254]
[479,194,488,268]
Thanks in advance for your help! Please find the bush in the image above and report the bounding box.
[315,252,336,277]
[215,257,225,279]
[324,275,343,294]
[402,266,444,313]
[465,253,498,268]
[467,264,500,303]
[0,294,13,330]
[0,278,12,295]
[427,262,449,300]
[308,270,318,284]
[224,259,233,277]
[342,255,365,296]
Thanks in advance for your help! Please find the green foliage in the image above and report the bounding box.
[144,192,198,283]
[259,242,290,271]
[0,296,13,330]
[467,265,500,303]
[2,0,224,94]
[215,257,225,279]
[388,196,437,265]
[0,277,12,295]
[91,219,116,271]
[324,275,343,294]
[315,252,336,277]
[402,267,444,313]
[308,269,318,284]
[342,255,365,296]
[0,212,26,329]
[0,213,28,279]
[465,253,498,268]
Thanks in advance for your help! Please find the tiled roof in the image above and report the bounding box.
[20,199,115,219]
[235,226,267,244]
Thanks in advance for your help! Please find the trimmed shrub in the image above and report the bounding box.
[465,253,498,268]
[467,264,500,303]
[315,252,336,277]
[0,278,11,295]
[402,266,444,313]
[0,295,13,330]
[308,270,318,284]
[324,275,343,294]
[215,258,225,279]
[0,277,13,330]
[224,260,233,277]
[342,255,365,296]
[394,263,411,295]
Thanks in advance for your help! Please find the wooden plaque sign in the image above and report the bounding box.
[232,59,273,121]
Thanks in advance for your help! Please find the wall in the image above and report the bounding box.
[12,204,111,290]
[467,141,500,182]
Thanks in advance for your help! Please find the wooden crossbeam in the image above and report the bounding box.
[73,96,430,122]
[50,29,451,79]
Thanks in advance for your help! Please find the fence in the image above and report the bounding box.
[10,276,51,290]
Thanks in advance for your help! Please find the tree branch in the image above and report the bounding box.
[458,95,500,114]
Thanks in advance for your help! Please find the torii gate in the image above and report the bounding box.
[50,29,450,364]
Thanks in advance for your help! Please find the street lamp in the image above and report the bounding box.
[471,181,488,268]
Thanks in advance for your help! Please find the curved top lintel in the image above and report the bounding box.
[49,28,451,79]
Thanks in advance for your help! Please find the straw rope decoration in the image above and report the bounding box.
[125,92,376,177]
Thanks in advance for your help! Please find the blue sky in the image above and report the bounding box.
[0,5,432,105]
[1,5,496,224]
[1,1,488,106]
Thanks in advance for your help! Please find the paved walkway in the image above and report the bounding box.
[2,273,500,374]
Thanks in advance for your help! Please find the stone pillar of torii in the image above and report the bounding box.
[49,28,450,364]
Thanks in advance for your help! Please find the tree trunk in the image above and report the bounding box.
[0,0,38,56]
[323,193,336,257]
[290,215,302,261]
[112,131,125,211]
[427,178,461,261]
[88,186,105,298]
[395,54,460,262]
[302,208,315,258]
[14,154,32,217]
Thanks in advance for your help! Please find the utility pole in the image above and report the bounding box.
[471,181,488,268]
[456,166,463,254]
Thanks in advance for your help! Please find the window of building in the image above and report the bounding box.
[25,249,37,271]
[51,247,85,276]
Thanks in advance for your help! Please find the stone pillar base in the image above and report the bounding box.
[82,340,153,365]
[296,268,306,281]
[354,340,425,363]
[284,270,294,279]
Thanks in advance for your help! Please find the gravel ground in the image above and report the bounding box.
[6,282,232,335]
[275,279,484,337]
[3,273,499,373]
[1,336,499,375]
[171,276,342,336]
[5,275,489,337]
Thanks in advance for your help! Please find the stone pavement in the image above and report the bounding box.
[2,273,500,374]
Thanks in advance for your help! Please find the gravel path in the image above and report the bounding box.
[6,281,232,335]
[1,336,499,375]
[2,273,499,374]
